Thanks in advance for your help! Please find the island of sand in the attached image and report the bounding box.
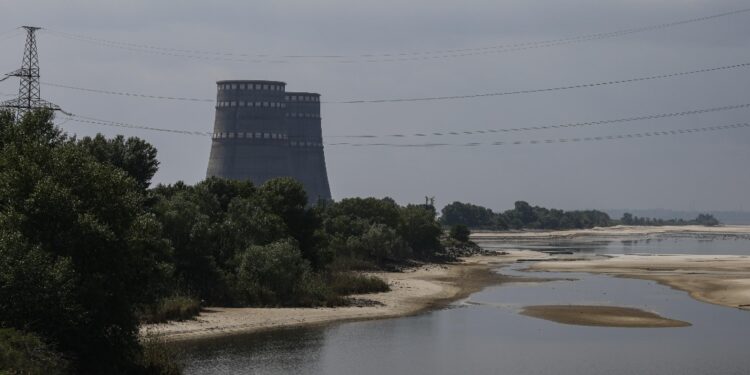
[520,305,691,328]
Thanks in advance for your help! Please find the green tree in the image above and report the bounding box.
[449,224,471,242]
[0,110,170,373]
[78,134,159,190]
[398,204,443,258]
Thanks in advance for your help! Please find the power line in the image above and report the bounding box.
[61,101,750,142]
[64,114,212,136]
[61,113,750,147]
[325,122,750,147]
[41,60,750,105]
[334,61,750,103]
[42,82,215,102]
[0,29,21,43]
[328,102,750,138]
[41,7,750,63]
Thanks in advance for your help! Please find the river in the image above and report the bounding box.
[175,234,750,374]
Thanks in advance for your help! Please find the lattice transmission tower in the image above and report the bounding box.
[0,26,68,119]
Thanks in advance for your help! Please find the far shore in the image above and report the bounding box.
[141,251,548,342]
[471,224,750,240]
[143,225,750,341]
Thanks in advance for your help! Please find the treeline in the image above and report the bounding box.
[441,201,721,230]
[0,111,446,374]
[619,212,720,227]
[440,201,612,230]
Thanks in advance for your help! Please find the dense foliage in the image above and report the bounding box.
[0,110,173,374]
[0,328,68,374]
[441,200,612,230]
[0,110,447,373]
[441,201,721,230]
[619,212,720,226]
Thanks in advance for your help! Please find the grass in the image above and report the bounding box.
[329,273,390,295]
[140,296,202,324]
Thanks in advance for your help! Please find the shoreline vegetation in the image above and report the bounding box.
[141,253,546,342]
[144,225,750,342]
[440,200,721,230]
[0,111,471,373]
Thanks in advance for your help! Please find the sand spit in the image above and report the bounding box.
[520,305,691,328]
[142,251,546,342]
[531,254,750,311]
[472,225,750,241]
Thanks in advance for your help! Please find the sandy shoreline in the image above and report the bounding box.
[142,251,546,342]
[531,254,750,311]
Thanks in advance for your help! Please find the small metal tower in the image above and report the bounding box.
[0,26,67,119]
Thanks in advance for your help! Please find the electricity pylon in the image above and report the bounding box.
[0,26,68,119]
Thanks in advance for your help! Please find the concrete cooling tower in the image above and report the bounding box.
[206,80,332,203]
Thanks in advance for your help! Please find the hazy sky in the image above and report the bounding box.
[2,0,749,212]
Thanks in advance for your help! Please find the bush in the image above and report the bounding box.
[234,240,316,306]
[345,223,412,263]
[449,224,471,242]
[329,273,390,295]
[0,328,68,375]
[140,297,202,324]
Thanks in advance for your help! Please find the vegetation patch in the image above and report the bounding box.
[0,328,68,375]
[140,297,202,324]
[329,273,391,295]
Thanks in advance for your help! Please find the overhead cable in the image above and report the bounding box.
[42,7,750,63]
[41,60,750,105]
[42,82,215,102]
[331,61,750,103]
[325,122,750,147]
[328,102,750,138]
[61,103,750,144]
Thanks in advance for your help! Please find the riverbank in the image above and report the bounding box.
[472,225,750,240]
[141,251,546,342]
[530,254,750,311]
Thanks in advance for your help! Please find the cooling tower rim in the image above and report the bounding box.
[284,91,320,98]
[217,79,286,85]
[285,92,321,97]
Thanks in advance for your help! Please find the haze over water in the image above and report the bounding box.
[176,235,750,374]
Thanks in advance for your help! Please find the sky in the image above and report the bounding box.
[1,0,749,212]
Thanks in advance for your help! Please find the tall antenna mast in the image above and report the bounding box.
[0,26,68,119]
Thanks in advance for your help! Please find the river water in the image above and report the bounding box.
[176,234,750,375]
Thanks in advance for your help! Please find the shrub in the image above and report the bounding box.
[0,328,68,375]
[449,224,471,242]
[345,223,412,263]
[234,240,314,306]
[140,297,202,324]
[330,273,390,295]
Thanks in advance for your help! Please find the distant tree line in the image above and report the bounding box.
[619,212,720,227]
[440,201,612,230]
[441,201,721,230]
[0,110,446,374]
